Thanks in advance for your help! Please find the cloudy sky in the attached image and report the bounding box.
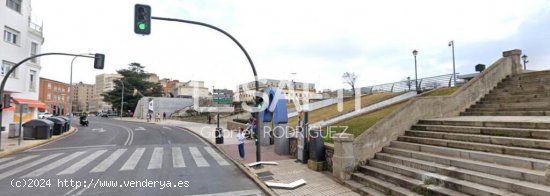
[32,0,550,91]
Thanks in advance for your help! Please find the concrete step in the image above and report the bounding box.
[405,130,550,150]
[375,152,550,195]
[466,107,550,112]
[460,110,550,116]
[491,87,550,95]
[364,160,521,196]
[411,124,550,139]
[471,101,550,109]
[397,136,550,160]
[344,180,387,196]
[355,166,468,196]
[381,147,548,185]
[478,97,550,104]
[482,93,550,101]
[499,78,550,86]
[512,70,550,79]
[418,119,550,129]
[390,141,550,171]
[350,173,422,196]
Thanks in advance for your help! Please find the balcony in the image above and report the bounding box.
[28,16,43,36]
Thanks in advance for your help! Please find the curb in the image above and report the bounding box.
[175,125,278,196]
[0,126,78,158]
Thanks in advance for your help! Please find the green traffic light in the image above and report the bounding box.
[138,23,146,30]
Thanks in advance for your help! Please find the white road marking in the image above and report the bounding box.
[28,144,115,152]
[0,155,38,170]
[75,184,91,195]
[0,153,63,181]
[57,150,107,175]
[204,147,230,166]
[64,186,79,196]
[135,127,146,131]
[21,151,86,178]
[147,147,163,169]
[90,149,127,173]
[120,148,145,171]
[163,126,172,130]
[187,189,263,196]
[0,157,14,164]
[189,147,209,167]
[172,147,185,168]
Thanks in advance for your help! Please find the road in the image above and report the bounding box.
[0,117,262,196]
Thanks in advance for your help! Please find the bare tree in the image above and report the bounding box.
[342,72,358,97]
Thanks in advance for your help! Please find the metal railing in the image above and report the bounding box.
[360,73,462,94]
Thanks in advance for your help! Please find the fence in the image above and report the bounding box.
[360,73,461,94]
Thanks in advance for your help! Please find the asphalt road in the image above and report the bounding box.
[0,117,262,196]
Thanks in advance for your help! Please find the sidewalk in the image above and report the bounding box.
[119,117,358,196]
[0,126,77,158]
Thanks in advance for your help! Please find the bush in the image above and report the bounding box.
[233,118,248,124]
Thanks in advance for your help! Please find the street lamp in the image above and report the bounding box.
[522,54,528,70]
[412,49,418,92]
[116,80,124,119]
[448,40,456,86]
[68,53,93,124]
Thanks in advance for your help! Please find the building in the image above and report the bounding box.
[91,73,122,113]
[235,79,322,102]
[0,0,46,130]
[159,78,179,97]
[146,73,159,83]
[72,82,94,113]
[171,80,210,98]
[39,78,70,115]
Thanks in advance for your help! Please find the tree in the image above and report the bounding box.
[102,63,163,115]
[342,72,358,97]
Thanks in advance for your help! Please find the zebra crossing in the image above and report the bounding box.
[0,146,231,181]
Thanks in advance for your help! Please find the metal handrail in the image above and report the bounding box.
[360,73,462,94]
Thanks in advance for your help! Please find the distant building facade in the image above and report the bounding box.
[72,82,94,113]
[92,73,122,113]
[159,78,179,97]
[235,79,322,102]
[171,80,210,98]
[39,78,70,115]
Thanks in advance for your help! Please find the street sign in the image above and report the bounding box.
[16,104,28,113]
[213,98,232,104]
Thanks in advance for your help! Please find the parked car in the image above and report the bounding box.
[38,112,53,119]
[100,113,109,117]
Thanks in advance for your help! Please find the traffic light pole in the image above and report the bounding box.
[151,16,262,162]
[0,53,101,151]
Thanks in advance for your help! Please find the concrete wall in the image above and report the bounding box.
[134,97,193,119]
[352,49,523,164]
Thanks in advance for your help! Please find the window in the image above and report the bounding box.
[6,0,21,12]
[30,42,38,63]
[29,70,37,91]
[47,93,51,100]
[47,83,51,89]
[1,61,17,78]
[3,27,19,45]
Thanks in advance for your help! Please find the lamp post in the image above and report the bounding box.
[412,49,418,92]
[449,41,456,86]
[116,80,124,119]
[68,53,93,124]
[522,54,529,70]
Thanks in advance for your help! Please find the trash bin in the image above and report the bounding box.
[308,128,326,162]
[215,128,224,144]
[57,116,70,132]
[47,117,66,135]
[23,119,54,139]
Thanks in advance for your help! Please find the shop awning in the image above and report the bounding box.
[2,98,46,112]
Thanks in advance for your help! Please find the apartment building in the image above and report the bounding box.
[91,73,122,113]
[72,81,94,113]
[38,77,70,115]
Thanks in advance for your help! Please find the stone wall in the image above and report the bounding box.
[352,49,523,164]
[325,143,334,172]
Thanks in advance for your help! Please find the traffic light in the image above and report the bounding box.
[134,4,151,35]
[94,53,105,69]
[256,96,264,110]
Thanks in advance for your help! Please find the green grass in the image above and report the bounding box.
[323,102,405,143]
[422,87,459,97]
[288,92,401,127]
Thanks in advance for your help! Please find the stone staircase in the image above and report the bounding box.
[345,70,550,195]
[462,70,550,116]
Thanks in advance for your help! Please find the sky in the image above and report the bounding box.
[32,0,550,91]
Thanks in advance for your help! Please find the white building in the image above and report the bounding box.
[171,80,210,98]
[235,79,322,102]
[1,0,45,131]
[91,73,122,113]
